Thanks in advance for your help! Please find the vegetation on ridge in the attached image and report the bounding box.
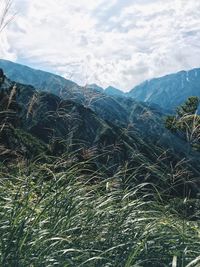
[1,2,200,266]
[165,96,200,152]
[0,68,200,266]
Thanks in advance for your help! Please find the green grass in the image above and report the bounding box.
[0,158,200,267]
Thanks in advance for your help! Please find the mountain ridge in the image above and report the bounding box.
[0,59,198,155]
[128,68,200,111]
[1,59,200,112]
[1,73,200,193]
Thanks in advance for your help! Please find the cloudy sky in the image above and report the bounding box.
[0,0,200,91]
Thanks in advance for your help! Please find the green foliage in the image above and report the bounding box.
[0,160,200,267]
[177,97,200,116]
[165,97,200,151]
[14,128,49,157]
[1,67,200,266]
[165,115,177,132]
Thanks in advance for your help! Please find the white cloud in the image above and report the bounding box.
[1,0,200,91]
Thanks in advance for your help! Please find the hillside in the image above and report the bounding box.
[128,69,200,111]
[0,59,196,156]
[1,65,200,267]
[104,86,124,96]
[2,59,200,115]
[1,68,200,192]
[1,1,200,265]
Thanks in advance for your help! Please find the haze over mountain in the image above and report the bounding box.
[0,60,182,148]
[0,60,199,159]
[0,59,78,94]
[1,59,200,113]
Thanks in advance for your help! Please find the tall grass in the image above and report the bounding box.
[0,0,14,33]
[0,156,199,267]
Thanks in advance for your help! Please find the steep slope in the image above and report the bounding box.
[0,75,49,161]
[0,60,166,125]
[1,69,200,195]
[104,86,125,96]
[87,84,104,93]
[128,68,200,111]
[0,59,106,103]
[0,59,161,130]
[1,59,198,156]
[0,59,77,95]
[0,72,161,167]
[2,59,200,113]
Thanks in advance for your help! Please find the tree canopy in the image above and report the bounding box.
[165,96,200,151]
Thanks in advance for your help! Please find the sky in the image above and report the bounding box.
[0,0,200,91]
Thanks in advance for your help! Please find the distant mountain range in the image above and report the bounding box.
[1,58,200,152]
[1,59,200,194]
[0,59,200,112]
[0,73,186,185]
[0,59,185,149]
[128,69,200,111]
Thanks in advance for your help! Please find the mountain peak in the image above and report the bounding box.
[128,67,200,111]
[104,86,124,96]
[87,83,104,93]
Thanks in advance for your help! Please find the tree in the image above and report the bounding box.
[177,96,200,116]
[165,96,200,152]
[0,68,5,83]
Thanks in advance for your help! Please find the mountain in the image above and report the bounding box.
[0,59,111,106]
[0,59,161,129]
[0,68,200,193]
[0,60,165,126]
[1,55,200,267]
[87,84,104,93]
[0,59,78,95]
[2,59,200,114]
[0,59,197,155]
[128,68,200,111]
[1,75,200,267]
[0,71,167,172]
[104,86,125,96]
[0,75,119,156]
[1,66,200,196]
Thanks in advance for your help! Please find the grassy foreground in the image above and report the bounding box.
[0,157,200,267]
